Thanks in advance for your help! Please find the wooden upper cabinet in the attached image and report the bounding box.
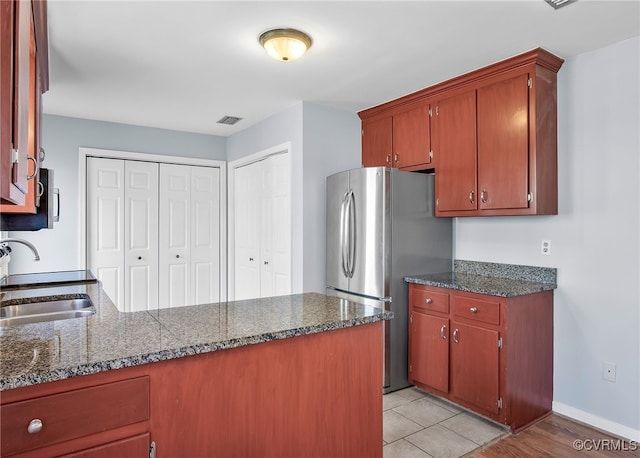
[433,90,477,212]
[361,102,432,169]
[360,48,563,217]
[392,103,431,169]
[477,73,530,211]
[1,0,49,211]
[361,116,392,167]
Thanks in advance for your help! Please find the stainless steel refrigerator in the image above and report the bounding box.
[326,166,452,393]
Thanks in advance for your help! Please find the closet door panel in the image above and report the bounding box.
[191,166,220,305]
[270,154,291,296]
[124,161,158,312]
[159,164,190,308]
[234,162,261,300]
[87,157,125,308]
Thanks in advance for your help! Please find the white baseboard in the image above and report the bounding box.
[553,402,640,442]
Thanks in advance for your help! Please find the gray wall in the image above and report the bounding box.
[9,114,226,273]
[226,101,361,294]
[456,36,640,435]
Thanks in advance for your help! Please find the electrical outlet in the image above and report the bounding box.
[603,361,616,382]
[541,240,551,256]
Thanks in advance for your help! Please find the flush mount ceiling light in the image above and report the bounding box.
[259,28,312,62]
[544,0,577,9]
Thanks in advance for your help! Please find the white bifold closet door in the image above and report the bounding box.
[87,158,159,312]
[234,153,290,300]
[159,164,220,308]
[88,157,220,311]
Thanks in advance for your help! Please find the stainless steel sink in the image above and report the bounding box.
[0,294,95,327]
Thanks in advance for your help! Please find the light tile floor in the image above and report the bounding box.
[383,387,509,458]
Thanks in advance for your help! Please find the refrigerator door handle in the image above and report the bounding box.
[340,190,350,278]
[347,190,356,278]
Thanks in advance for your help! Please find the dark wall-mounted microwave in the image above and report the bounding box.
[0,169,59,231]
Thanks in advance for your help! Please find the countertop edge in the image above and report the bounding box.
[1,311,392,391]
[404,274,557,298]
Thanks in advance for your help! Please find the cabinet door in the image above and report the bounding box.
[362,116,392,167]
[124,161,159,312]
[0,0,31,205]
[409,312,449,393]
[60,433,150,458]
[477,73,530,210]
[450,322,500,415]
[433,90,477,213]
[393,104,431,169]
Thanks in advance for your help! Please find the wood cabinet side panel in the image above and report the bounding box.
[149,323,384,458]
[503,291,554,430]
[530,65,559,215]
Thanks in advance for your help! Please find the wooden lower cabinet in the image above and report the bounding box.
[60,434,150,458]
[1,322,383,458]
[408,283,553,431]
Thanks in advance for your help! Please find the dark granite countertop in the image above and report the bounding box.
[0,283,392,391]
[404,260,557,297]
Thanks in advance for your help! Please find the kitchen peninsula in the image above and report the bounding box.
[0,281,391,457]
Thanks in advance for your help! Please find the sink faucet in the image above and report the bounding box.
[0,238,40,261]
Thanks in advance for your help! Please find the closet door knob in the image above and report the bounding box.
[176,254,180,258]
[137,256,142,260]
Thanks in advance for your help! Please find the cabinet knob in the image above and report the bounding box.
[176,254,180,258]
[27,419,43,434]
[470,307,478,313]
[264,261,269,265]
[425,298,433,304]
[249,257,254,261]
[137,256,142,260]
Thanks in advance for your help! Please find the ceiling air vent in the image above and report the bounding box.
[217,115,243,126]
[544,0,577,9]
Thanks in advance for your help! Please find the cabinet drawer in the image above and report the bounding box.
[0,376,149,456]
[409,286,449,314]
[452,295,500,325]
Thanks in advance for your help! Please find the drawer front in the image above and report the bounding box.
[1,376,149,456]
[409,285,449,314]
[452,295,500,325]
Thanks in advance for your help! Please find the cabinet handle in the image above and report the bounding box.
[440,324,447,340]
[425,297,432,304]
[481,189,487,203]
[26,156,38,180]
[469,191,474,204]
[39,147,46,162]
[394,153,399,165]
[264,261,269,265]
[27,419,43,434]
[453,328,459,344]
[470,307,478,313]
[386,154,392,166]
[249,257,254,261]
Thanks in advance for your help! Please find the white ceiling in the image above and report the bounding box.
[44,0,640,137]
